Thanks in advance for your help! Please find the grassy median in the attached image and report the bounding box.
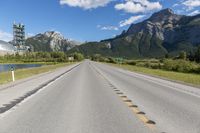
[109,63,200,87]
[0,63,74,85]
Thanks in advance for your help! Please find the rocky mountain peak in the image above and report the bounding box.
[44,31,65,40]
[153,8,174,16]
[126,8,183,38]
[69,8,200,58]
[149,8,182,23]
[25,31,78,52]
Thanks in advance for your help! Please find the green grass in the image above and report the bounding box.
[109,63,200,87]
[0,63,74,85]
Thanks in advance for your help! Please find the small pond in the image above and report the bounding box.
[0,64,42,72]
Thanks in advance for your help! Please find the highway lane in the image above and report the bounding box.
[93,62,200,133]
[0,61,151,133]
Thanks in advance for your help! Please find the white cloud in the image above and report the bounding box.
[119,15,145,27]
[115,0,162,14]
[60,0,113,9]
[0,30,12,42]
[97,25,119,31]
[183,0,200,8]
[101,26,119,31]
[173,3,179,7]
[188,10,200,15]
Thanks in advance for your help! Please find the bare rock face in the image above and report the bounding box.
[127,8,183,41]
[108,8,200,57]
[44,31,70,51]
[26,31,80,52]
[70,8,200,58]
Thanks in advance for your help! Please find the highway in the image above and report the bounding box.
[0,60,200,133]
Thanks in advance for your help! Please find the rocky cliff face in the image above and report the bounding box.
[107,8,200,58]
[126,9,182,40]
[69,8,200,58]
[26,31,78,52]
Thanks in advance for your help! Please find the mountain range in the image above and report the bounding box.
[25,31,79,52]
[68,8,200,58]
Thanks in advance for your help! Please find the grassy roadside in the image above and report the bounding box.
[0,62,75,85]
[108,63,200,87]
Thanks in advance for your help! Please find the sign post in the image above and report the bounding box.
[11,66,15,82]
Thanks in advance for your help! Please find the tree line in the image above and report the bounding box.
[0,52,84,63]
[90,47,200,74]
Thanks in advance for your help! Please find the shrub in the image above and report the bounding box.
[126,60,137,65]
[107,57,117,64]
[195,46,200,62]
[50,52,65,59]
[179,51,187,60]
[91,54,102,61]
[72,52,84,61]
[143,62,161,69]
[163,59,199,73]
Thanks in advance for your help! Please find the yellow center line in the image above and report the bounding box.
[92,65,157,132]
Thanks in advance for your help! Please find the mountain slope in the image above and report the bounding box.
[25,31,78,52]
[69,8,200,58]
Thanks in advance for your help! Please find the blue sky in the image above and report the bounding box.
[0,0,199,42]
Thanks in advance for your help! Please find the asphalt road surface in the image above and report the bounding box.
[0,60,200,133]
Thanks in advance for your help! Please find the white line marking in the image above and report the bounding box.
[0,69,69,119]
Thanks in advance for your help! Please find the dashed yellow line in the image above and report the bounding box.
[91,64,157,132]
[118,94,156,131]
